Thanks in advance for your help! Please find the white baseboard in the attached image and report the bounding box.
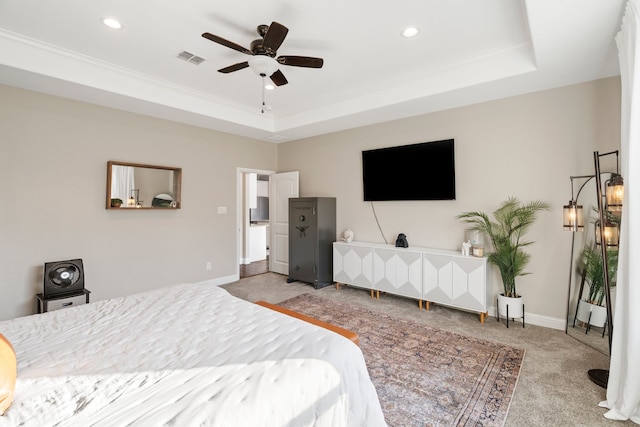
[226,273,570,331]
[524,312,566,330]
[487,305,566,330]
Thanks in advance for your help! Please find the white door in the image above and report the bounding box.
[269,171,299,274]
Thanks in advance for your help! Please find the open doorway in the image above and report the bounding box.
[237,168,273,278]
[236,168,299,279]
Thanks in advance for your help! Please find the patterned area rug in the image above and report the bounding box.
[278,294,525,427]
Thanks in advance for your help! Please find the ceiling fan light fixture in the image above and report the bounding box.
[402,26,419,38]
[248,56,279,77]
[264,84,275,91]
[102,17,123,30]
[202,21,323,88]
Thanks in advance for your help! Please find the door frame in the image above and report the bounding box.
[236,167,275,278]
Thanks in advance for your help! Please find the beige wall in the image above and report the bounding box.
[278,77,621,327]
[0,85,278,320]
[0,78,620,325]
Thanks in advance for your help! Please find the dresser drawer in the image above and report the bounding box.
[36,290,91,313]
[46,293,87,311]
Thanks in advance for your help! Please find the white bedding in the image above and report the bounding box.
[0,281,386,427]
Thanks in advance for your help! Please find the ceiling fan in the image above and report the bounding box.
[202,21,324,87]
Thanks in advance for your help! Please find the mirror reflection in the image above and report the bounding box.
[106,161,181,209]
[565,173,617,355]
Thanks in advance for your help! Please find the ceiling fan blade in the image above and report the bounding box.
[270,69,288,86]
[277,56,324,68]
[263,22,289,54]
[218,62,250,73]
[202,32,253,55]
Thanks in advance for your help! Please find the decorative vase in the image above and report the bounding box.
[497,294,524,318]
[576,300,607,328]
[341,228,354,243]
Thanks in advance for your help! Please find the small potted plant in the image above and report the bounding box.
[457,197,551,321]
[110,198,123,208]
[575,244,618,328]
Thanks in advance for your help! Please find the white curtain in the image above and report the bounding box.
[599,0,640,423]
[111,165,135,201]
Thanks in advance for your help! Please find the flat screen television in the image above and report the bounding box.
[362,139,455,201]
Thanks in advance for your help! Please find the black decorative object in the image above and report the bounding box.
[395,233,409,248]
[43,259,85,297]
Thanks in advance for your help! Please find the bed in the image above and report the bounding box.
[0,281,386,426]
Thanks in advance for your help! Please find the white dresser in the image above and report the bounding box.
[333,241,491,322]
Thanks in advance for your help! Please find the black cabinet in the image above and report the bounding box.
[288,197,336,289]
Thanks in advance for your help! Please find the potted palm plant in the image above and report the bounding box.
[575,244,618,328]
[457,197,551,319]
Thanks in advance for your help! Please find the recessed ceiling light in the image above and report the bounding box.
[102,17,123,30]
[402,26,419,38]
[264,84,275,91]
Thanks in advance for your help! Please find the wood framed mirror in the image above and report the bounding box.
[106,161,182,210]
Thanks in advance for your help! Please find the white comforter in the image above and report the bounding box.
[0,281,386,427]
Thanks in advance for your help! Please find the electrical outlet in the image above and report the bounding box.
[217,206,227,214]
[206,262,212,271]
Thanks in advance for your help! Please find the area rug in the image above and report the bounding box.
[278,294,525,427]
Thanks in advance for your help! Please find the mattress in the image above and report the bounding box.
[0,281,386,427]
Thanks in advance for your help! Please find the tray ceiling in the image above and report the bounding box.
[0,0,625,142]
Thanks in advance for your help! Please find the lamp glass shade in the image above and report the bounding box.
[606,175,624,215]
[596,220,620,248]
[563,201,584,231]
[248,56,278,77]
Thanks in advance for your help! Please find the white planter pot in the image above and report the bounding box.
[576,300,607,328]
[497,294,524,318]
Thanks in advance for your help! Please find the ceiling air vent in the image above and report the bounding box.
[177,51,205,65]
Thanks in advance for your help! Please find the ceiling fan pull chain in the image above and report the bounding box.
[261,75,266,113]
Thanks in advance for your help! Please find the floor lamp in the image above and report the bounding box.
[563,150,623,388]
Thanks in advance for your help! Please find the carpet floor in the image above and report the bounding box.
[278,293,524,427]
[222,272,637,426]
